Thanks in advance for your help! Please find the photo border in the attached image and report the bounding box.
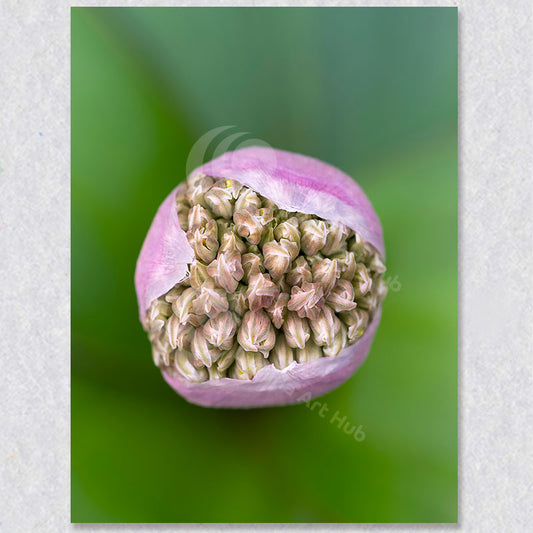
[1,0,531,531]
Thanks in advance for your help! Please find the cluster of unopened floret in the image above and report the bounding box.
[144,174,387,382]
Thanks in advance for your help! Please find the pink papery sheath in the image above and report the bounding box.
[135,146,384,408]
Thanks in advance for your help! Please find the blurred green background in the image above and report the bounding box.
[72,7,457,523]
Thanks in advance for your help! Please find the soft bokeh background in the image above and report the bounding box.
[72,7,457,523]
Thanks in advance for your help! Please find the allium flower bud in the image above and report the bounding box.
[231,347,270,380]
[353,263,372,297]
[287,282,324,320]
[185,174,214,206]
[326,279,357,312]
[295,341,323,363]
[227,284,248,316]
[152,331,172,366]
[164,286,185,304]
[374,276,389,301]
[217,342,240,373]
[192,281,228,319]
[204,185,234,219]
[286,256,313,287]
[245,273,280,311]
[218,224,247,254]
[340,308,369,343]
[280,238,299,261]
[323,322,347,357]
[241,249,265,283]
[172,287,198,324]
[283,311,310,349]
[276,209,290,222]
[191,327,222,368]
[257,207,275,226]
[189,261,210,288]
[300,219,327,255]
[368,248,387,274]
[305,253,323,269]
[349,232,369,262]
[322,222,351,256]
[136,146,387,407]
[207,251,244,293]
[259,224,275,248]
[355,291,379,314]
[187,219,219,263]
[208,365,227,380]
[187,204,212,231]
[274,217,300,246]
[262,197,277,210]
[312,257,340,296]
[310,305,341,346]
[148,298,172,333]
[262,240,292,280]
[233,208,264,245]
[202,311,239,351]
[270,335,295,370]
[277,276,291,295]
[266,292,290,329]
[176,195,190,231]
[166,315,194,350]
[174,350,209,383]
[333,250,357,281]
[296,212,312,224]
[235,187,261,212]
[166,315,182,348]
[218,178,243,199]
[237,310,276,355]
[150,298,172,319]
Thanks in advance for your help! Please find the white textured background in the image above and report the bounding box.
[0,0,531,531]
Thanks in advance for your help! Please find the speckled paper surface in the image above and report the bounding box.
[1,0,532,531]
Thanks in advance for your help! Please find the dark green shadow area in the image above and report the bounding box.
[72,6,457,523]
